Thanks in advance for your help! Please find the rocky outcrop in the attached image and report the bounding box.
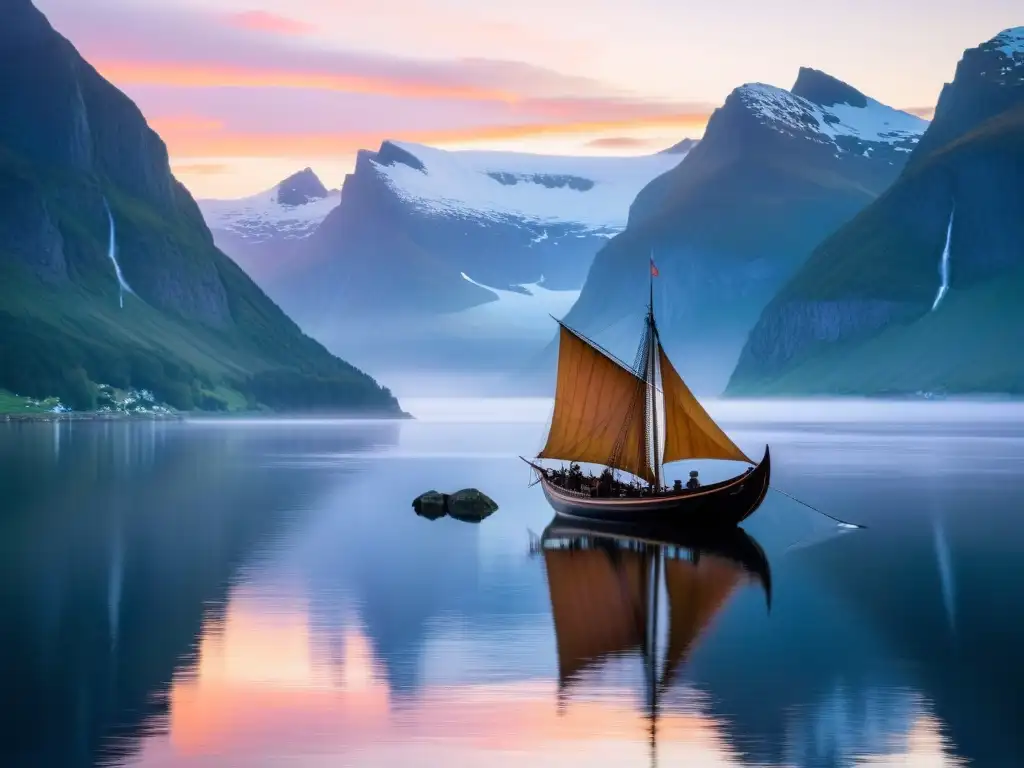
[412,488,499,523]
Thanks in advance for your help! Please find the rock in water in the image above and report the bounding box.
[412,490,448,520]
[446,488,499,523]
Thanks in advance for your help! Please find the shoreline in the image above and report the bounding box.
[1,411,184,423]
[1,408,413,423]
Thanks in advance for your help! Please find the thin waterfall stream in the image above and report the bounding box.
[103,197,134,308]
[931,204,955,311]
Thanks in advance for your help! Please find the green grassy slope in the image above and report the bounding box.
[730,272,1024,395]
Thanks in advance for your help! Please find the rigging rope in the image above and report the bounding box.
[770,487,866,529]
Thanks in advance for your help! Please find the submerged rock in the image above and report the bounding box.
[446,488,499,523]
[412,490,448,520]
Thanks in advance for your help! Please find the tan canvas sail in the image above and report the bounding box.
[544,547,648,685]
[539,325,654,483]
[660,555,743,690]
[658,344,753,465]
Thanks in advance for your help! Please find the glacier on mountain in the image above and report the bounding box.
[443,272,579,338]
[369,141,689,233]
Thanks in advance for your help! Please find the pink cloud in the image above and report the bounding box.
[153,112,713,159]
[45,3,692,107]
[224,10,315,36]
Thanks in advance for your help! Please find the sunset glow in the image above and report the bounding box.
[33,0,1017,197]
[121,581,971,768]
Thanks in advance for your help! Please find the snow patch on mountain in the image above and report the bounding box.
[439,272,579,337]
[738,84,927,150]
[370,141,688,232]
[993,27,1024,59]
[199,186,340,243]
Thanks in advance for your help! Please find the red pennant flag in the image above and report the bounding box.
[650,258,659,277]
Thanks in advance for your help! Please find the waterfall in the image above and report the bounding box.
[102,198,133,308]
[930,204,955,311]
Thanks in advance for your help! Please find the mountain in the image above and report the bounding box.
[198,168,340,283]
[728,28,1024,397]
[0,0,402,414]
[554,68,928,395]
[258,141,689,382]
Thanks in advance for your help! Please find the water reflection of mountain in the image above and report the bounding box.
[0,421,396,768]
[793,508,1024,765]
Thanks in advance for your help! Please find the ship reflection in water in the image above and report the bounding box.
[538,520,772,767]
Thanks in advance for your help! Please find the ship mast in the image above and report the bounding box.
[647,254,661,491]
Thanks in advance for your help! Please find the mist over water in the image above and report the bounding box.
[2,399,1023,766]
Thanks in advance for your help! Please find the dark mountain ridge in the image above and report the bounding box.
[0,0,402,413]
[550,68,927,395]
[728,27,1024,396]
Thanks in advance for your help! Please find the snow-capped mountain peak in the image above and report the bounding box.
[735,78,928,152]
[199,170,340,245]
[993,27,1024,59]
[985,27,1024,83]
[365,140,689,234]
[276,167,329,207]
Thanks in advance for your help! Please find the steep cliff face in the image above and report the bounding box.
[0,0,401,414]
[558,69,926,394]
[729,28,1024,396]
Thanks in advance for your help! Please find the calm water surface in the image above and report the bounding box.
[2,399,1023,767]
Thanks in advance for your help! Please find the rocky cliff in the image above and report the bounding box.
[0,0,402,413]
[728,28,1024,396]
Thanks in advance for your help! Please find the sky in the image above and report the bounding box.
[35,0,1021,199]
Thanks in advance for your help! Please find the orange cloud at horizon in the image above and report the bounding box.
[149,116,225,133]
[225,11,316,36]
[586,136,671,150]
[95,60,523,104]
[157,113,712,160]
[171,163,231,176]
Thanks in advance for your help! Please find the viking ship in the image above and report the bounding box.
[538,520,771,766]
[525,261,770,528]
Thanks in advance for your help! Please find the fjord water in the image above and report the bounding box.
[2,400,1022,767]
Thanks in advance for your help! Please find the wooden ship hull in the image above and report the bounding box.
[535,446,770,529]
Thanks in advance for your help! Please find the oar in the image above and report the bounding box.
[770,487,867,529]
